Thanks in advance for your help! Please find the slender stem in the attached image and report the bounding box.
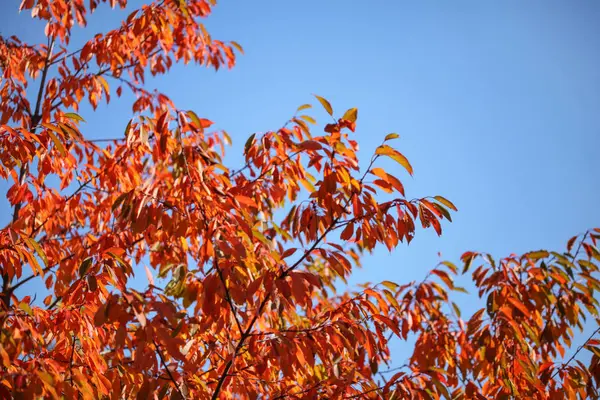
[550,323,600,380]
[215,255,243,334]
[154,340,186,399]
[210,212,343,399]
[69,335,77,385]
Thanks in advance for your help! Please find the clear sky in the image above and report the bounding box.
[1,0,599,368]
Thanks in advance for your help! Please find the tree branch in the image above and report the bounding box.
[2,35,55,313]
[210,145,380,399]
[551,325,600,380]
[154,339,186,399]
[214,254,243,334]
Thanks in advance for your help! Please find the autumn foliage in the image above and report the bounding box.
[1,1,599,399]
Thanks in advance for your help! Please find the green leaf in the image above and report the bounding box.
[187,110,201,127]
[462,252,475,274]
[486,292,497,316]
[124,120,132,138]
[79,257,93,277]
[384,133,399,141]
[63,112,85,122]
[313,94,333,116]
[112,192,129,211]
[375,145,413,175]
[342,107,358,123]
[244,133,256,155]
[451,302,461,318]
[434,195,458,211]
[433,203,452,222]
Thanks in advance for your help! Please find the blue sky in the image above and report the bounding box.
[1,0,599,369]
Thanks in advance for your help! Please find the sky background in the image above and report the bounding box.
[1,0,600,370]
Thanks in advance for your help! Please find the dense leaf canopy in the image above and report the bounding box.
[0,1,598,399]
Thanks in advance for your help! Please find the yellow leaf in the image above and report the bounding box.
[180,237,189,251]
[313,94,333,116]
[434,195,458,211]
[97,76,110,94]
[251,229,270,246]
[187,110,201,128]
[375,145,413,175]
[296,104,312,112]
[384,133,399,141]
[230,41,244,54]
[46,130,66,156]
[19,302,33,316]
[41,123,62,135]
[342,107,358,123]
[381,281,399,291]
[63,112,85,122]
[24,237,47,266]
[299,115,317,124]
[299,179,315,192]
[526,250,549,260]
[294,118,311,136]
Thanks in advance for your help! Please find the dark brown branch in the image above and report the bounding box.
[214,255,243,334]
[154,340,186,399]
[69,335,77,385]
[2,36,55,313]
[210,144,381,399]
[551,325,600,380]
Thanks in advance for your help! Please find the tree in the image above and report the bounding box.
[0,1,598,398]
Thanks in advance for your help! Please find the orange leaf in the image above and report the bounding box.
[372,314,401,338]
[298,140,322,150]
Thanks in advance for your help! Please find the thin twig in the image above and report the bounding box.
[214,255,243,334]
[69,335,77,385]
[211,137,382,399]
[550,325,600,380]
[154,340,186,399]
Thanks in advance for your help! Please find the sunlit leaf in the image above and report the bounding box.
[313,94,333,116]
[375,145,413,175]
[296,104,312,112]
[434,195,457,211]
[46,130,66,156]
[63,112,85,122]
[342,107,358,122]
